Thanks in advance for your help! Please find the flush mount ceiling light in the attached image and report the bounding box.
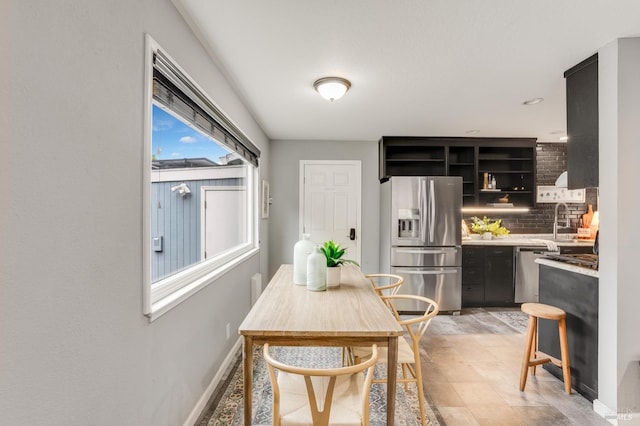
[313,77,351,102]
[522,97,544,106]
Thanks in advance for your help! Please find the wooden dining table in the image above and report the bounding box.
[238,264,404,425]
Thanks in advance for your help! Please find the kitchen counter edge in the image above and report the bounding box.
[535,258,599,278]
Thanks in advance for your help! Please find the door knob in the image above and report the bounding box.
[349,228,356,240]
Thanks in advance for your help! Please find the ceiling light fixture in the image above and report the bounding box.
[522,97,544,106]
[313,77,351,102]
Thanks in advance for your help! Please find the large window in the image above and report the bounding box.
[143,36,260,320]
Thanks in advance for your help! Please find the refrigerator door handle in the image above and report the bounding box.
[394,268,458,275]
[429,179,435,243]
[419,179,427,242]
[394,248,458,254]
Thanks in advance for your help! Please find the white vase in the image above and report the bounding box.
[326,267,341,288]
[293,234,315,285]
[482,232,492,240]
[306,247,327,291]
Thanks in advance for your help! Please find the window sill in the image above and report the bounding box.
[147,247,259,322]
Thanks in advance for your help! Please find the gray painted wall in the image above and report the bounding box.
[1,1,269,424]
[268,140,380,278]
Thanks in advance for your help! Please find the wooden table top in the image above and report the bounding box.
[239,264,403,338]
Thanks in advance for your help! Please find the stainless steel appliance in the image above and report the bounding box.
[380,176,462,313]
[514,247,560,303]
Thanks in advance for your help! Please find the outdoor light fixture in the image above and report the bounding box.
[171,183,191,197]
[313,77,351,102]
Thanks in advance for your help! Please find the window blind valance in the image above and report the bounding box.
[152,50,259,167]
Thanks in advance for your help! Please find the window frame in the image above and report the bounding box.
[143,34,259,321]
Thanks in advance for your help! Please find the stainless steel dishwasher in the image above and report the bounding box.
[514,246,559,303]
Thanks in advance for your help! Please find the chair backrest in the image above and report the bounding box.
[365,273,404,298]
[263,343,379,426]
[380,294,439,351]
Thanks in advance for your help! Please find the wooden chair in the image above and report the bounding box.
[365,273,404,298]
[342,273,404,366]
[351,294,439,426]
[263,343,379,426]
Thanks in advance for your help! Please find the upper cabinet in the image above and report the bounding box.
[379,137,537,207]
[565,53,598,189]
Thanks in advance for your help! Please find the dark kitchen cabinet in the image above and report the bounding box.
[477,144,536,208]
[484,247,515,305]
[462,246,485,307]
[379,137,446,178]
[565,53,598,189]
[462,245,515,307]
[379,137,536,207]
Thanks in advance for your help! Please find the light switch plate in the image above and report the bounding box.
[536,185,586,203]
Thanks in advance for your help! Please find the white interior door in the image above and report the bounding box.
[300,161,361,264]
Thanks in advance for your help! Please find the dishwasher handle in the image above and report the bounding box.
[516,247,560,256]
[394,268,458,275]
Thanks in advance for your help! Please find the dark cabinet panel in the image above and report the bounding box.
[539,264,598,401]
[565,53,598,189]
[462,245,515,307]
[484,248,514,305]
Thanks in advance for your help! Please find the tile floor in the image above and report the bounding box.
[421,308,609,426]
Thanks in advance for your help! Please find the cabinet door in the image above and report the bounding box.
[484,247,514,305]
[462,246,485,307]
[565,54,598,189]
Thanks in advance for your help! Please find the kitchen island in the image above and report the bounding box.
[535,257,598,401]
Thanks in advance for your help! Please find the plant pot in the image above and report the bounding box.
[482,232,492,240]
[326,267,341,288]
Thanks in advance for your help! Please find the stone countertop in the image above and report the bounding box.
[535,258,599,278]
[462,233,595,248]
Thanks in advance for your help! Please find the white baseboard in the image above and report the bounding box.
[183,338,242,426]
[594,399,618,425]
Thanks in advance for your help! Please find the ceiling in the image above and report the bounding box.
[172,0,640,143]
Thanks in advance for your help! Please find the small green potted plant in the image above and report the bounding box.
[470,216,510,239]
[321,240,359,287]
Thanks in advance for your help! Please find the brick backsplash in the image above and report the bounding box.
[463,143,599,234]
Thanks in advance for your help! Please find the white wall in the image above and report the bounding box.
[268,140,379,278]
[0,1,269,424]
[598,37,640,423]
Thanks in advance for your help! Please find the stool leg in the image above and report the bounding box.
[558,317,572,394]
[520,316,537,391]
[530,320,538,376]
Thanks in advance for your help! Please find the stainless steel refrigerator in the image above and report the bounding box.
[380,176,462,313]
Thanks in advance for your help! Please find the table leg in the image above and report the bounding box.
[243,336,253,425]
[386,336,398,426]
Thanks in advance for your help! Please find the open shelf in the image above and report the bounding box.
[380,137,537,208]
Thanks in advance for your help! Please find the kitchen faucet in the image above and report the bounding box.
[553,202,570,239]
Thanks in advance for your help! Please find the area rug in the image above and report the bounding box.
[486,309,529,334]
[200,346,440,425]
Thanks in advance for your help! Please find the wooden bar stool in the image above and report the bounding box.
[519,302,572,394]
